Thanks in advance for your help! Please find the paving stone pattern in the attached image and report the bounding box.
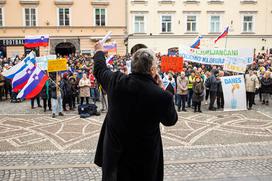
[0,100,272,180]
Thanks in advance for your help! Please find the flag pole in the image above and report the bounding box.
[224,36,228,49]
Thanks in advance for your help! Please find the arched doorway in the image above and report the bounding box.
[55,42,76,56]
[130,44,147,55]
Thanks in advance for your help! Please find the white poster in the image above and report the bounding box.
[36,55,57,70]
[179,46,253,65]
[221,75,247,111]
[223,57,248,73]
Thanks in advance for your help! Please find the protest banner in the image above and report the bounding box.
[179,46,253,65]
[223,57,248,73]
[48,58,67,72]
[36,55,56,70]
[161,56,183,73]
[221,75,247,111]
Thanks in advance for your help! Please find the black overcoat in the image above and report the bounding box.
[93,51,178,181]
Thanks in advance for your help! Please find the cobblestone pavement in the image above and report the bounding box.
[0,100,272,180]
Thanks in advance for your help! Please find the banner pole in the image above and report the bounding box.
[224,36,228,49]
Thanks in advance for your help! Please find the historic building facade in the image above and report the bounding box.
[127,0,272,54]
[0,0,127,57]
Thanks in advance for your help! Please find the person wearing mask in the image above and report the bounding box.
[192,75,204,113]
[187,71,196,108]
[176,71,188,112]
[79,73,91,105]
[245,70,260,110]
[93,44,177,181]
[260,71,272,105]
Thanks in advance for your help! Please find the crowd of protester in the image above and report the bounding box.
[0,51,272,117]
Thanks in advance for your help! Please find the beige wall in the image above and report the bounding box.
[0,0,127,56]
[128,0,272,54]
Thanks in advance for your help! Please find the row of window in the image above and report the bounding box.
[0,7,254,34]
[131,0,257,3]
[134,14,254,33]
[0,7,106,27]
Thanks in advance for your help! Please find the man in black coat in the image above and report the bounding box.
[93,43,178,181]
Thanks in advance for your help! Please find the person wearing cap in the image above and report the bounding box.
[176,71,188,112]
[192,75,204,113]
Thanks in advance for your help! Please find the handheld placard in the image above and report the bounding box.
[100,31,112,44]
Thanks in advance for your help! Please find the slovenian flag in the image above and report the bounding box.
[106,55,114,65]
[191,36,203,49]
[214,27,229,44]
[12,62,36,92]
[17,67,48,99]
[2,52,36,79]
[104,42,117,52]
[24,35,49,48]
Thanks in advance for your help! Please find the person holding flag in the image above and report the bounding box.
[50,73,64,118]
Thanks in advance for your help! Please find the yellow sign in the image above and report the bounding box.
[48,58,67,72]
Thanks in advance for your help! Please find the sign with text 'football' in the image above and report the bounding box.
[221,75,247,112]
[48,58,67,72]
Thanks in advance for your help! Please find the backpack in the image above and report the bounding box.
[78,104,99,117]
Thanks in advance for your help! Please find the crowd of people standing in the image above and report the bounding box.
[0,51,272,117]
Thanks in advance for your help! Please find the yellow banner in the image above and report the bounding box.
[48,58,67,72]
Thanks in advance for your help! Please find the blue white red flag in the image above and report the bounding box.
[106,55,114,65]
[104,43,117,52]
[12,62,36,92]
[191,36,203,49]
[2,52,36,79]
[214,27,229,43]
[17,67,48,99]
[24,35,49,48]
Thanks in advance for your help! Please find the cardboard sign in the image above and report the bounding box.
[221,75,247,111]
[36,55,57,70]
[161,56,183,73]
[223,57,247,73]
[48,58,67,72]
